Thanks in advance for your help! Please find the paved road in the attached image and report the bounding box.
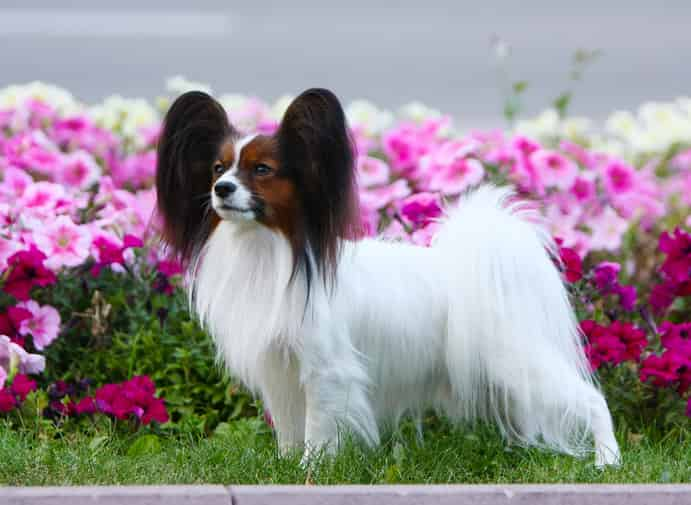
[1,1,690,127]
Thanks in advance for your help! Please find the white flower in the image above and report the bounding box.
[165,75,212,95]
[514,109,560,139]
[398,101,441,123]
[270,95,294,121]
[346,100,394,136]
[0,81,81,114]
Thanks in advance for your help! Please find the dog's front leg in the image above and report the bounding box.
[299,336,380,465]
[258,350,306,457]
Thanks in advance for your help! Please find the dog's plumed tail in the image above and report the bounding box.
[434,185,594,456]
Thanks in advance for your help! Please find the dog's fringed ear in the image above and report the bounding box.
[156,91,234,264]
[277,88,358,282]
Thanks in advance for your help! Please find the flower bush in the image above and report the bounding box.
[0,79,689,437]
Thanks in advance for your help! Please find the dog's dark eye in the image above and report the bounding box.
[254,164,272,176]
[213,162,224,174]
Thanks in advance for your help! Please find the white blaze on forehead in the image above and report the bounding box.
[229,134,259,174]
[213,134,259,216]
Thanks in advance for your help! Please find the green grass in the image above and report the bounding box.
[1,418,689,485]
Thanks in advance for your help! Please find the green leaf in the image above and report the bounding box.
[89,435,109,451]
[127,434,162,457]
[512,81,529,94]
[553,92,572,118]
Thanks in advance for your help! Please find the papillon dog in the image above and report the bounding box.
[155,88,620,467]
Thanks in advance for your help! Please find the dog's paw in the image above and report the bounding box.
[595,445,622,469]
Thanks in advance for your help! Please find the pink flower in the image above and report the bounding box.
[112,151,156,189]
[588,206,629,251]
[33,215,91,270]
[0,167,33,199]
[530,149,578,190]
[90,232,142,276]
[398,192,443,228]
[359,180,411,210]
[410,222,440,247]
[381,220,410,242]
[356,155,390,187]
[423,150,485,195]
[0,366,6,389]
[59,151,101,189]
[18,181,65,211]
[570,175,596,202]
[17,300,61,350]
[602,160,636,197]
[0,237,21,272]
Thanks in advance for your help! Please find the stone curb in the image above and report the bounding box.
[3,485,691,505]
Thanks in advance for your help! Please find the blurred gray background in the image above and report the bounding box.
[1,1,690,127]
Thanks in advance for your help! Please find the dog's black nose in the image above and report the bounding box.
[214,181,237,198]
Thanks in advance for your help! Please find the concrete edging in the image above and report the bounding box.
[3,485,691,505]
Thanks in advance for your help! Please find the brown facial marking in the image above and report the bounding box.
[234,135,301,243]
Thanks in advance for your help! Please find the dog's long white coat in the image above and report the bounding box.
[191,185,620,466]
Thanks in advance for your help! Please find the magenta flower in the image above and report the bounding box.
[90,232,143,276]
[398,192,443,228]
[419,140,483,195]
[530,149,578,190]
[555,239,582,283]
[658,228,691,285]
[0,306,33,346]
[3,246,57,301]
[602,160,636,197]
[17,300,61,350]
[33,215,91,270]
[94,376,168,424]
[570,175,596,203]
[10,374,37,402]
[0,388,16,412]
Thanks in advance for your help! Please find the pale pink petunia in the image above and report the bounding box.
[17,300,61,350]
[18,181,65,211]
[530,149,578,190]
[356,155,390,187]
[359,180,411,210]
[0,237,21,272]
[0,363,6,388]
[0,335,46,375]
[33,215,91,270]
[410,222,441,247]
[0,167,34,199]
[381,219,410,242]
[588,206,630,252]
[544,203,582,250]
[420,140,484,195]
[59,150,101,189]
[358,209,381,238]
